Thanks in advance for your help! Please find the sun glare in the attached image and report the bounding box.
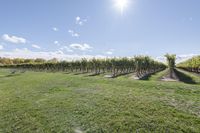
[114,0,129,15]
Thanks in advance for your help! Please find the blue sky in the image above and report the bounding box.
[0,0,199,60]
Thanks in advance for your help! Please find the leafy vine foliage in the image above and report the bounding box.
[0,56,166,78]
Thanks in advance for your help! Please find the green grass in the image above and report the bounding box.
[176,69,200,84]
[0,69,200,133]
[148,69,169,81]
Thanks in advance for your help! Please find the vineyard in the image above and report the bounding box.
[177,56,200,74]
[1,0,200,132]
[1,55,200,132]
[0,56,166,78]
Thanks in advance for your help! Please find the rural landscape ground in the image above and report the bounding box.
[1,0,200,133]
[0,67,200,133]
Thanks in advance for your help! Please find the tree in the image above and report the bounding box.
[165,54,176,78]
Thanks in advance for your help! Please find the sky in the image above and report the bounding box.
[0,0,199,61]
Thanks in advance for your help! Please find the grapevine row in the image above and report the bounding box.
[177,56,200,74]
[1,56,166,78]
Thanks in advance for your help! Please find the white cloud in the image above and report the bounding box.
[2,34,26,44]
[176,54,199,63]
[105,49,115,55]
[70,43,92,51]
[155,56,165,63]
[76,16,81,22]
[32,44,41,49]
[60,46,73,53]
[54,41,60,46]
[54,41,58,44]
[106,51,113,55]
[68,30,80,37]
[0,45,3,50]
[73,33,79,37]
[52,27,58,31]
[0,49,106,61]
[155,53,199,63]
[14,48,30,53]
[75,16,87,26]
[56,50,64,55]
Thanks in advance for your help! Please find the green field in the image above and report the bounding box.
[0,69,200,133]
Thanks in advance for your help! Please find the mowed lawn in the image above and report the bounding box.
[0,69,200,133]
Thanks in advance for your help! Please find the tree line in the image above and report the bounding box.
[0,56,166,78]
[0,57,58,65]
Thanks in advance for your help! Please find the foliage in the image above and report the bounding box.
[165,54,176,69]
[0,57,47,65]
[164,54,176,78]
[177,56,200,73]
[1,56,166,78]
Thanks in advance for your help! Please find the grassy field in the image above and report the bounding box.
[0,69,200,133]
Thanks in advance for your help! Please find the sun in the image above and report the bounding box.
[114,0,129,15]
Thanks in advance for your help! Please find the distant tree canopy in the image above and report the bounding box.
[0,57,52,65]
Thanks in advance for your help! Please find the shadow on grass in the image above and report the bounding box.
[88,73,102,76]
[140,71,162,80]
[174,69,196,84]
[0,74,21,79]
[74,72,89,75]
[140,73,155,80]
[114,72,133,78]
[63,72,71,74]
[5,73,21,77]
